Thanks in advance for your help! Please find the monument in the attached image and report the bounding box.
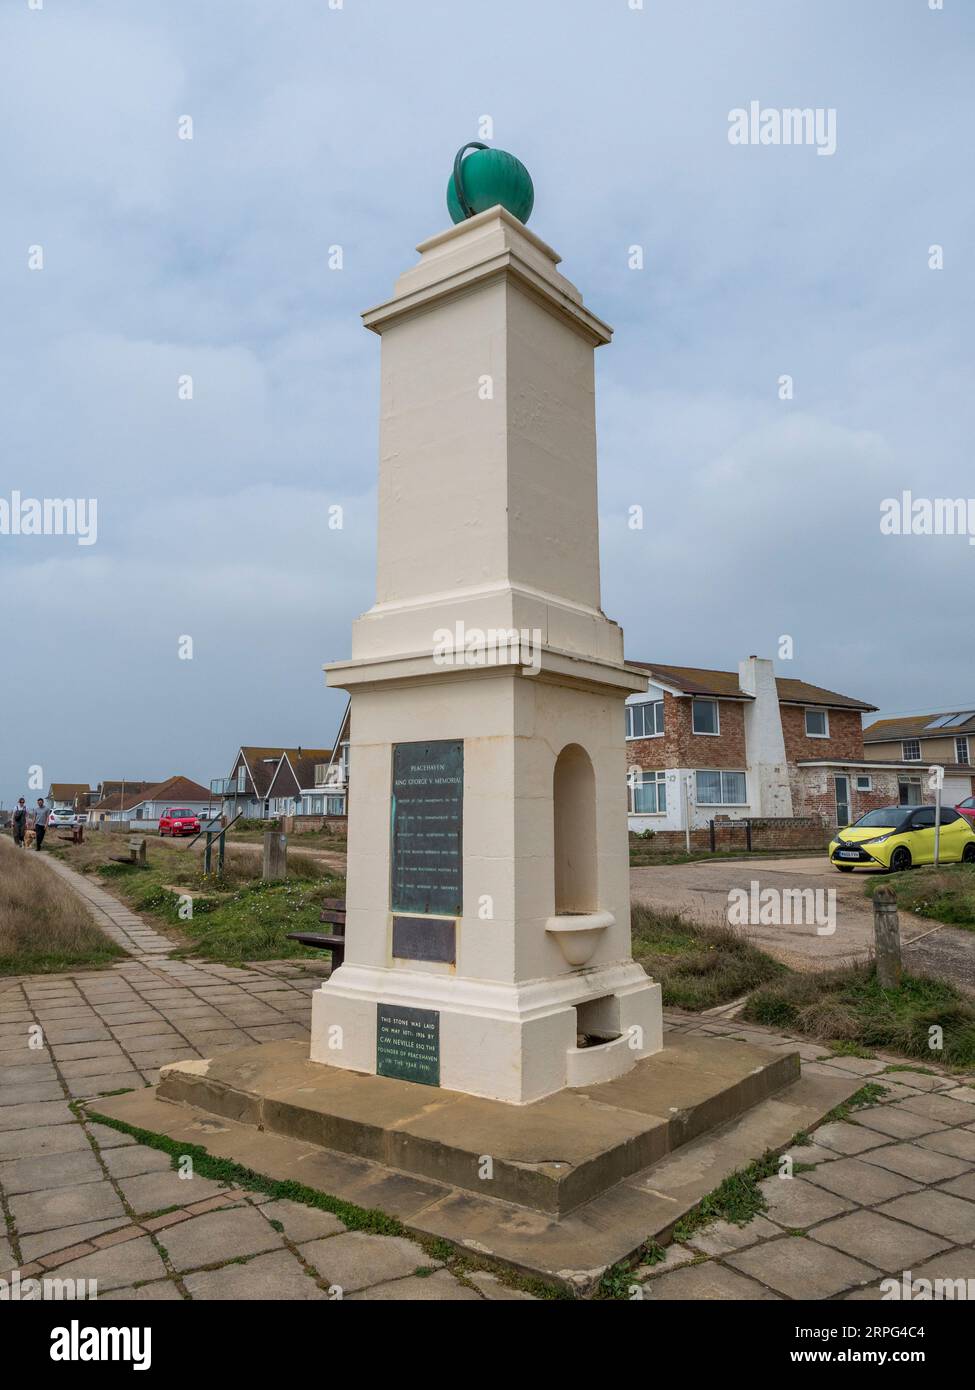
[103,149,849,1285]
[309,144,663,1102]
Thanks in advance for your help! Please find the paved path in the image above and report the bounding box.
[2,863,973,1301]
[631,856,975,988]
[42,855,176,958]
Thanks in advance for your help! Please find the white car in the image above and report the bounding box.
[48,809,74,828]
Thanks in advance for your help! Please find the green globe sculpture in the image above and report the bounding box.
[447,143,534,226]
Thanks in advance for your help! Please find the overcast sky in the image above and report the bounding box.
[1,0,972,804]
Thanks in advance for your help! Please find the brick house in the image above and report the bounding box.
[863,711,975,809]
[624,655,897,834]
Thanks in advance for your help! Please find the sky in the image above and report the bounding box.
[1,0,973,805]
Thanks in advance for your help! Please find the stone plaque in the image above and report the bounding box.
[392,915,456,964]
[376,1003,440,1086]
[390,740,463,916]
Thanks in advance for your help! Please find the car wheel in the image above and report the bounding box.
[890,846,912,873]
[963,844,975,864]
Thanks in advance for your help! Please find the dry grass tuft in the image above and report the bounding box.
[0,836,125,975]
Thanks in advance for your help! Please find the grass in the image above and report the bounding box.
[864,862,975,928]
[744,962,975,1068]
[630,902,786,1010]
[0,835,126,976]
[49,832,344,964]
[229,826,347,851]
[629,845,826,867]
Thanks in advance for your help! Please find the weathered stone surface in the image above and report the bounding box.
[183,1250,331,1300]
[917,1128,975,1161]
[859,1141,970,1183]
[465,1269,537,1300]
[686,1215,780,1256]
[10,1180,126,1235]
[301,1232,438,1293]
[158,1207,282,1272]
[804,1156,920,1204]
[813,1120,891,1155]
[0,1147,103,1194]
[101,1145,173,1179]
[758,1175,854,1228]
[878,1190,975,1243]
[43,1235,168,1292]
[811,1210,950,1267]
[727,1236,877,1300]
[0,1123,91,1160]
[99,1280,183,1301]
[258,1198,347,1244]
[350,1270,480,1301]
[643,1261,779,1300]
[115,1169,229,1216]
[855,1108,946,1140]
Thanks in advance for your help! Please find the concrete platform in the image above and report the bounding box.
[153,1035,797,1216]
[90,1034,862,1291]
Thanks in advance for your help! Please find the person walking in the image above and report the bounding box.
[12,797,27,847]
[34,798,51,851]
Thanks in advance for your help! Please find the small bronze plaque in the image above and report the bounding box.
[390,740,463,916]
[392,916,456,964]
[376,1003,440,1086]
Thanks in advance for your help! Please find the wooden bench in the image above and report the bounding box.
[110,835,147,866]
[287,897,345,969]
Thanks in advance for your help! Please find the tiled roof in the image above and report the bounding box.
[49,783,92,800]
[629,663,875,712]
[864,713,975,742]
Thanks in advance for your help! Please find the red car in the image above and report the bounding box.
[158,807,200,837]
[956,795,975,826]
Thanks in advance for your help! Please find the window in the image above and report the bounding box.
[629,770,666,815]
[956,737,970,765]
[326,795,345,815]
[626,700,664,739]
[855,775,872,792]
[805,708,829,738]
[696,770,747,805]
[898,778,922,806]
[236,764,247,791]
[910,807,937,829]
[902,740,921,761]
[691,699,719,735]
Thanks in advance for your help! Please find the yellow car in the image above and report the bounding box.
[830,804,975,872]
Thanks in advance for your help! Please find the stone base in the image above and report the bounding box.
[310,961,663,1103]
[93,1035,860,1292]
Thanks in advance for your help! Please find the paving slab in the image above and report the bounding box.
[0,1100,75,1131]
[804,1156,921,1204]
[115,1169,231,1216]
[350,1269,480,1300]
[939,1171,975,1202]
[727,1235,878,1299]
[879,1190,975,1242]
[917,1128,975,1161]
[300,1231,439,1293]
[896,1093,975,1125]
[854,1108,947,1140]
[99,1280,183,1301]
[813,1120,891,1156]
[465,1269,536,1300]
[158,1206,283,1272]
[100,1146,174,1179]
[0,1081,65,1105]
[810,1209,951,1267]
[908,1246,975,1291]
[182,1249,330,1300]
[686,1215,780,1255]
[42,1235,168,1292]
[758,1175,855,1228]
[642,1261,779,1300]
[0,1147,104,1194]
[258,1198,347,1244]
[859,1142,971,1183]
[19,1217,133,1263]
[10,1180,127,1235]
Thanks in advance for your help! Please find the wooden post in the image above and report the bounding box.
[263,830,288,880]
[873,886,902,989]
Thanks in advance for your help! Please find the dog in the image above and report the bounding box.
[24,828,36,849]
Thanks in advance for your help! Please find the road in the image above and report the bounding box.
[630,855,975,992]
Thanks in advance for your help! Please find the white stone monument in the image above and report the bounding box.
[310,148,662,1103]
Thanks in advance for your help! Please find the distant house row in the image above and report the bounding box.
[45,670,974,839]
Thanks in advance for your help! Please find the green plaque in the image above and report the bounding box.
[390,740,463,916]
[376,1003,440,1086]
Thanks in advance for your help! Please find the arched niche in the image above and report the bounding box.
[553,743,597,914]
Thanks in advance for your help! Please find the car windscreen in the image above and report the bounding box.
[169,809,193,817]
[850,808,909,829]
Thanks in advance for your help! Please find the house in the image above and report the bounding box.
[88,782,158,825]
[264,748,338,818]
[47,783,94,814]
[624,655,896,832]
[863,712,975,808]
[214,746,333,821]
[318,700,351,816]
[90,777,217,829]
